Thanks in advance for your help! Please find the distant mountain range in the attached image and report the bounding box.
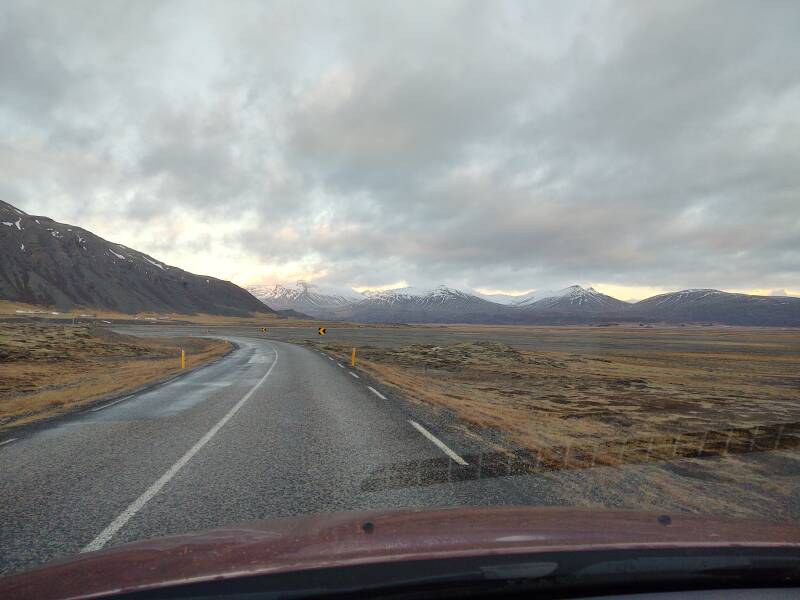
[247,282,359,320]
[250,283,800,326]
[0,200,272,316]
[3,199,797,325]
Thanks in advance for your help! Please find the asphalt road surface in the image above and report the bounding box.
[0,330,559,576]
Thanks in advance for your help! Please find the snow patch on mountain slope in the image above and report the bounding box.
[143,256,166,270]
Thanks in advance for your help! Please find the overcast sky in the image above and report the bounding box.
[2,0,798,299]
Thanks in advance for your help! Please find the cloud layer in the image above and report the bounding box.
[2,0,799,294]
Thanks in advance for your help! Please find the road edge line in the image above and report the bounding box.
[81,344,279,553]
[89,395,133,412]
[81,341,241,415]
[408,420,468,466]
[367,386,386,400]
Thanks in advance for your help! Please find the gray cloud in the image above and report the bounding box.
[1,0,798,293]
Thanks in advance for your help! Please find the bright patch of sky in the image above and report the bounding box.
[2,1,799,295]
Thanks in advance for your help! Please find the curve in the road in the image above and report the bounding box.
[0,332,543,576]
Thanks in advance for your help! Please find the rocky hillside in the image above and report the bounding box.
[629,289,800,327]
[0,200,273,316]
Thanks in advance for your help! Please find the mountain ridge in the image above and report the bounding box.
[249,282,800,326]
[0,200,273,316]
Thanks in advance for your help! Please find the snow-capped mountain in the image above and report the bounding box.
[509,289,565,306]
[630,289,800,326]
[473,291,520,305]
[360,286,483,307]
[632,289,727,309]
[523,285,631,313]
[248,282,364,319]
[359,286,434,304]
[0,199,271,315]
[246,279,800,326]
[344,285,516,323]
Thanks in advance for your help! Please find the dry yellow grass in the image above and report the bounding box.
[309,329,800,520]
[314,336,800,450]
[0,323,232,429]
[0,299,310,326]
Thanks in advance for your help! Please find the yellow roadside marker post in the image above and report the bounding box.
[351,347,357,367]
[180,348,186,369]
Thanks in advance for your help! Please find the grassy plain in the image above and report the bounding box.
[0,299,307,327]
[308,325,800,520]
[312,327,800,448]
[0,323,232,430]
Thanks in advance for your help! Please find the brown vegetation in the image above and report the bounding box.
[0,323,232,429]
[313,334,800,450]
[310,326,800,520]
[0,299,308,326]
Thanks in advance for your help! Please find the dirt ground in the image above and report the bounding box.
[0,323,231,429]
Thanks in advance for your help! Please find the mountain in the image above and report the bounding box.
[246,279,800,326]
[473,291,520,305]
[248,282,362,319]
[523,285,631,314]
[342,285,517,323]
[630,289,800,326]
[0,200,273,316]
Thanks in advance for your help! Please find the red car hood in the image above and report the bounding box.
[3,506,800,600]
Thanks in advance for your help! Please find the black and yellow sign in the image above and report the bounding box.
[260,327,268,333]
[318,327,326,336]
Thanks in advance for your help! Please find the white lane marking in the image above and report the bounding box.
[368,386,386,400]
[89,395,133,412]
[409,420,468,466]
[82,345,279,553]
[327,356,334,361]
[337,363,344,368]
[349,371,359,379]
[0,438,18,447]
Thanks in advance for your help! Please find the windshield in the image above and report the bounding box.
[1,0,799,589]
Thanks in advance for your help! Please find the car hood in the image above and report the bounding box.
[3,506,800,600]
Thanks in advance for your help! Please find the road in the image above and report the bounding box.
[0,331,559,576]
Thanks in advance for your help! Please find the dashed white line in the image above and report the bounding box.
[349,371,359,378]
[368,386,386,400]
[81,345,280,553]
[327,356,334,361]
[337,363,344,368]
[89,395,133,412]
[0,438,18,447]
[409,420,468,466]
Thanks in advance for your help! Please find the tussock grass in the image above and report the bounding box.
[309,328,800,520]
[313,338,800,451]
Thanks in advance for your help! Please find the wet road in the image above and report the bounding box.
[0,333,547,576]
